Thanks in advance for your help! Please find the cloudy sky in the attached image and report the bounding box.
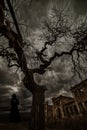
[0,0,87,108]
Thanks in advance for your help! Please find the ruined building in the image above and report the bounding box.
[45,79,87,122]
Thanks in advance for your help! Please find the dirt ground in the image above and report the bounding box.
[47,115,87,130]
[0,112,30,130]
[0,123,54,130]
[0,112,87,130]
[0,113,52,130]
[0,123,28,130]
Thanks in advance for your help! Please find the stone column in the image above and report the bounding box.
[45,102,48,123]
[60,106,64,119]
[72,105,75,115]
[82,102,86,109]
[74,100,81,115]
[81,102,87,114]
[72,92,81,115]
[52,104,57,121]
[68,107,71,116]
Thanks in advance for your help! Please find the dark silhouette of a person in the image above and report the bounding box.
[9,94,20,122]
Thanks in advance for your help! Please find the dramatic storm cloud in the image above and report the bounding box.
[0,68,18,85]
[0,0,87,107]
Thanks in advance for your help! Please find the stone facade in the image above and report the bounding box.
[44,102,53,123]
[52,95,74,120]
[71,79,87,115]
[45,79,87,122]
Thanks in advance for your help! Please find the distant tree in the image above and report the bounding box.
[0,1,87,130]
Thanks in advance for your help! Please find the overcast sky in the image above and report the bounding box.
[0,0,87,108]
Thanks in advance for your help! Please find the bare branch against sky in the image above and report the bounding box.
[0,0,87,107]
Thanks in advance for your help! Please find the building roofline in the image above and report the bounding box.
[52,95,73,102]
[70,78,87,91]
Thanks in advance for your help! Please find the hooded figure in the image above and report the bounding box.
[9,94,20,122]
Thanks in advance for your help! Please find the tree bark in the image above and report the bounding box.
[31,87,45,130]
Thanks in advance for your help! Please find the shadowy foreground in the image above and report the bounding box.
[47,115,87,130]
[0,112,30,130]
[0,112,87,130]
[0,123,28,130]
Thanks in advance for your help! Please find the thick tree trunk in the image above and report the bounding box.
[31,88,45,130]
[0,2,46,130]
[1,25,46,130]
[23,72,46,130]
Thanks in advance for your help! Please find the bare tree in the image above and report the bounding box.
[0,1,87,130]
[37,8,87,80]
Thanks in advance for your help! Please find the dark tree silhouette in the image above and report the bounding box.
[0,1,87,130]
